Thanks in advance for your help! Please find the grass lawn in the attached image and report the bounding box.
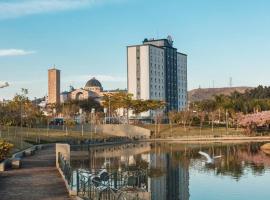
[0,126,112,153]
[140,124,245,138]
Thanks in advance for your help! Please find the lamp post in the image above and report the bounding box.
[104,108,107,124]
[20,88,28,134]
[79,108,83,137]
[108,94,111,124]
[0,81,9,136]
[91,108,95,138]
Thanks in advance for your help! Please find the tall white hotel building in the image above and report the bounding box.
[127,36,187,117]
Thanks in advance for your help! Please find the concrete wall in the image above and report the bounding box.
[140,45,150,100]
[127,46,137,98]
[0,144,53,172]
[96,124,151,139]
[56,143,70,168]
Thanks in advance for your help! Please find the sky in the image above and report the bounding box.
[1,0,270,100]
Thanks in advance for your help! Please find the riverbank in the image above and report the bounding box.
[1,125,270,155]
[0,126,114,154]
[140,124,246,138]
[145,135,270,143]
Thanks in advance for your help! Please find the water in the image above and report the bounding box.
[70,142,270,200]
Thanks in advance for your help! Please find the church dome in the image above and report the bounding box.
[85,77,102,88]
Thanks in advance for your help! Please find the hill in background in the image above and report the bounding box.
[188,87,253,102]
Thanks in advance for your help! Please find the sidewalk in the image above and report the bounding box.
[0,145,73,200]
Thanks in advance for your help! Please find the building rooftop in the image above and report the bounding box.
[85,77,102,88]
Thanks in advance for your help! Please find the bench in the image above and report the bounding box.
[0,159,11,172]
[24,148,35,156]
[11,158,21,169]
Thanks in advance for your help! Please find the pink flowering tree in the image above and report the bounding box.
[239,111,270,135]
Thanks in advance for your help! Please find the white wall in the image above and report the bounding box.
[127,47,137,98]
[127,45,167,118]
[140,46,150,100]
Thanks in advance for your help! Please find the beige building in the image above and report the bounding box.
[61,77,126,103]
[48,68,60,104]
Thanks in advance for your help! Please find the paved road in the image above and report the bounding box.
[0,145,73,200]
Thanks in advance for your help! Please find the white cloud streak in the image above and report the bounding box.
[89,75,126,82]
[0,0,117,19]
[0,81,9,88]
[64,74,126,83]
[0,49,36,57]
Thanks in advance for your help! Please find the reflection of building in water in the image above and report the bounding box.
[70,143,189,200]
[149,154,167,200]
[149,153,189,200]
[179,164,189,200]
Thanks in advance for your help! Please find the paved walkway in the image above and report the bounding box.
[0,145,73,200]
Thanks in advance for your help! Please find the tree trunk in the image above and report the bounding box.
[211,113,214,133]
[169,120,172,137]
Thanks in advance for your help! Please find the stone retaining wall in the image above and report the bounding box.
[0,144,54,172]
[95,124,151,139]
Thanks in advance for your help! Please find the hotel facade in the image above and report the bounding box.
[127,37,187,116]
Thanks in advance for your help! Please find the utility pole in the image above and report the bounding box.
[108,93,111,124]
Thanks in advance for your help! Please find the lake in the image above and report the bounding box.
[70,142,270,200]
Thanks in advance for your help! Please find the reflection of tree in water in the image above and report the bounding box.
[152,142,270,180]
[148,167,165,178]
[198,143,270,180]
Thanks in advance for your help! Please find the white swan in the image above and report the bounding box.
[199,151,222,164]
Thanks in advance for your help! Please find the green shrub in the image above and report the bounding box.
[0,140,13,161]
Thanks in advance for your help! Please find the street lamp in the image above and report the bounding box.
[108,94,111,124]
[0,82,9,104]
[79,108,84,137]
[90,108,95,140]
[104,108,107,124]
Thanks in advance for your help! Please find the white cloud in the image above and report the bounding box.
[89,74,126,82]
[64,74,126,83]
[0,81,9,88]
[0,0,119,19]
[0,49,36,57]
[62,74,127,91]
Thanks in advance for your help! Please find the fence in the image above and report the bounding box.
[0,125,105,149]
[58,152,149,200]
[0,126,33,152]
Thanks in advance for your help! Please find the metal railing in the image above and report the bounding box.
[58,153,148,200]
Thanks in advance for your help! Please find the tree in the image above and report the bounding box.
[239,111,270,135]
[103,92,133,121]
[0,140,13,162]
[198,111,206,136]
[61,102,80,119]
[0,92,46,128]
[103,92,166,124]
[168,111,178,137]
